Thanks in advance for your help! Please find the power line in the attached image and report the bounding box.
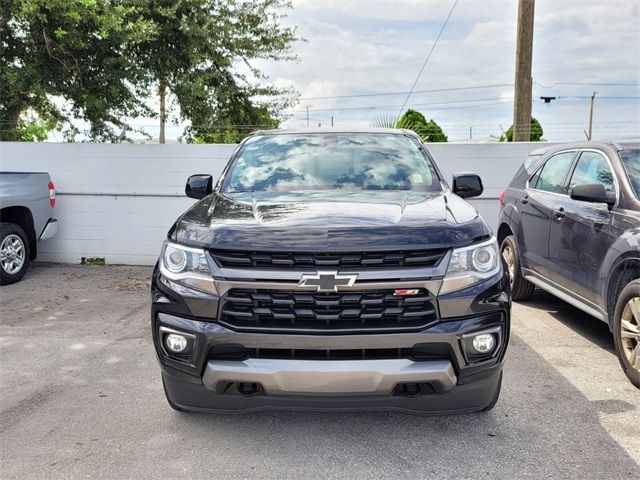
[536,81,640,88]
[299,84,514,101]
[288,96,511,114]
[295,81,639,102]
[286,94,640,115]
[398,0,459,116]
[557,95,640,100]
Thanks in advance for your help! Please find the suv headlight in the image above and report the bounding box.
[159,241,217,295]
[440,238,500,294]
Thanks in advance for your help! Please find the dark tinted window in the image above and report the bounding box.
[223,134,441,192]
[569,151,615,194]
[531,152,575,193]
[620,148,640,197]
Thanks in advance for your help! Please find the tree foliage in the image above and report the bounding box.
[1,0,298,142]
[1,0,154,141]
[14,116,60,141]
[502,117,544,142]
[135,0,297,143]
[371,109,448,142]
[188,104,279,144]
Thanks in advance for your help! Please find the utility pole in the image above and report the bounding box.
[331,116,334,127]
[469,126,473,140]
[306,106,309,128]
[587,92,597,140]
[512,0,535,142]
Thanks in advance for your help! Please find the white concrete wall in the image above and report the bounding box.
[428,142,554,229]
[0,141,549,265]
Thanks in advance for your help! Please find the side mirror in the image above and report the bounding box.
[570,183,614,206]
[185,174,213,200]
[452,173,484,199]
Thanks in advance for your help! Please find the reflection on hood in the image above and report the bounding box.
[172,190,490,251]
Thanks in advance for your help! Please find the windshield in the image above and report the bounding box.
[620,148,640,197]
[222,133,442,193]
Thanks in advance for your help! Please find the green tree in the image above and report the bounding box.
[14,117,60,142]
[188,104,279,144]
[1,0,298,142]
[135,0,298,143]
[502,117,544,142]
[422,120,447,143]
[398,109,428,128]
[1,0,154,141]
[371,109,448,142]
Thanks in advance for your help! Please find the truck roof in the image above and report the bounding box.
[249,127,421,137]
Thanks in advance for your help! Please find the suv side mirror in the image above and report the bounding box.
[570,183,614,207]
[452,173,484,198]
[185,174,213,199]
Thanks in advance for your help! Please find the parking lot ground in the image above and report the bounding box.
[1,264,638,479]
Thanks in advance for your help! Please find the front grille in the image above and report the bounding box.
[209,344,452,361]
[209,248,448,270]
[211,346,412,360]
[218,288,438,334]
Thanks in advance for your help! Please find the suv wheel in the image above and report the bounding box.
[500,235,534,301]
[613,280,640,389]
[0,222,30,285]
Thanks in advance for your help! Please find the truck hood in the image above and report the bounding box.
[171,190,491,250]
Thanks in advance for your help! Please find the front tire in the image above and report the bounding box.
[612,280,640,389]
[0,222,30,285]
[500,235,535,301]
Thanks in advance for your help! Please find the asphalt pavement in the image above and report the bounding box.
[1,264,638,479]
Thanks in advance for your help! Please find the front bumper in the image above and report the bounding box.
[162,364,502,415]
[152,261,510,413]
[202,357,458,396]
[154,312,508,413]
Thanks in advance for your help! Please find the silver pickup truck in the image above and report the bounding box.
[0,172,58,284]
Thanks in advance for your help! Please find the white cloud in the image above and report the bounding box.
[261,0,640,140]
[292,0,498,23]
[115,0,638,142]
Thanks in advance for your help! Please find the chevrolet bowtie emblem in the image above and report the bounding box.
[298,271,358,292]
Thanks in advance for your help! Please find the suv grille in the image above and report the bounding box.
[209,344,453,361]
[219,288,438,334]
[209,249,447,270]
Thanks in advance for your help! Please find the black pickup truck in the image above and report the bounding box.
[151,128,511,414]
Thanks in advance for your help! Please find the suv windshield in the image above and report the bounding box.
[222,133,442,193]
[620,148,640,197]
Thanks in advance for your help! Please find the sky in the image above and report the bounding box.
[259,0,640,142]
[139,0,640,143]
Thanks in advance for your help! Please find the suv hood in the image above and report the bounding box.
[171,190,491,251]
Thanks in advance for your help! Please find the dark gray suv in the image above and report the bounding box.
[498,140,640,388]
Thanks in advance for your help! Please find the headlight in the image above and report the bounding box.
[159,241,217,295]
[440,238,500,294]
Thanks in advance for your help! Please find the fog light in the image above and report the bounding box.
[166,333,187,353]
[472,333,495,353]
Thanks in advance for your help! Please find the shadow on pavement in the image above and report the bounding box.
[2,265,638,479]
[519,289,615,352]
[159,333,638,479]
